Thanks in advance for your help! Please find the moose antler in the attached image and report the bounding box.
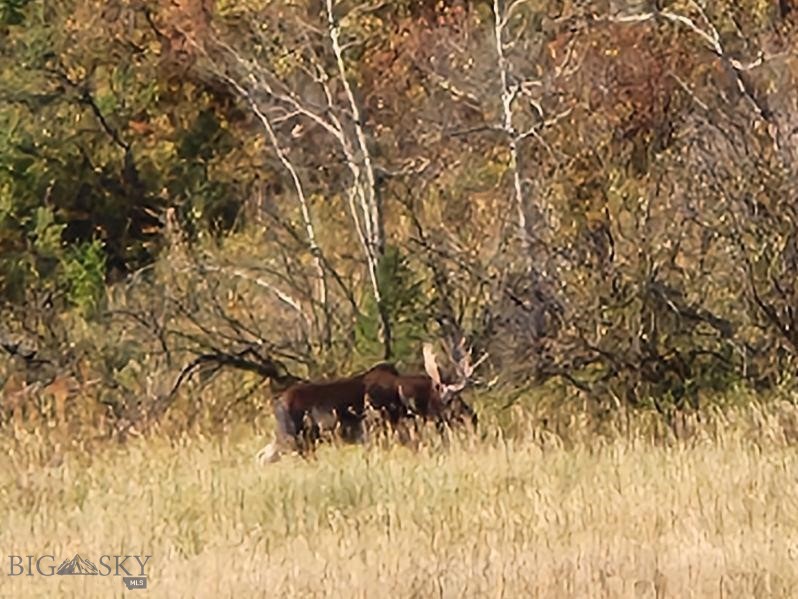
[447,338,488,384]
[430,338,489,395]
[422,342,442,386]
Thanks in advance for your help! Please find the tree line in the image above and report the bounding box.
[1,1,797,434]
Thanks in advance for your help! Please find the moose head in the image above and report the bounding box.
[394,339,486,424]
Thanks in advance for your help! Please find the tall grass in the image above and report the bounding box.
[1,401,797,598]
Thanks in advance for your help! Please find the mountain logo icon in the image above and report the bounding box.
[56,554,99,575]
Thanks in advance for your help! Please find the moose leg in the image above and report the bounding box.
[366,387,410,433]
[442,396,478,431]
[257,401,298,464]
[435,416,453,447]
[297,410,320,457]
[337,405,367,443]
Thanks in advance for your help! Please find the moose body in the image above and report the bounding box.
[257,342,483,464]
[258,363,400,463]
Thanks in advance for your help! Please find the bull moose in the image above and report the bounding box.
[256,342,483,464]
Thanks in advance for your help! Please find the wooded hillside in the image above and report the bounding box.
[2,1,798,433]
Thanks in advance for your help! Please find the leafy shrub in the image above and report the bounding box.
[61,239,106,319]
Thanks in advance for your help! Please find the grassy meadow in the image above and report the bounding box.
[1,400,798,598]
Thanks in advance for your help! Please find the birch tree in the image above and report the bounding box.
[488,0,580,255]
[194,1,393,357]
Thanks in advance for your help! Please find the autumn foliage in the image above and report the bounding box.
[2,0,798,435]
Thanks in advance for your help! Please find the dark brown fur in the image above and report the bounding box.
[259,357,478,463]
[367,372,478,430]
[273,363,400,454]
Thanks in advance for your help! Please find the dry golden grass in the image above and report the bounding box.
[1,401,798,598]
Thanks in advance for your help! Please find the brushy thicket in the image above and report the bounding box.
[2,1,798,442]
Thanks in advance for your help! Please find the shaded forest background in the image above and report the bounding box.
[2,0,798,437]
